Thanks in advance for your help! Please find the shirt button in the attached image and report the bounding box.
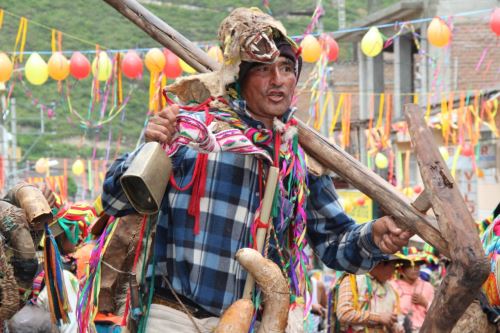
[257,125,262,129]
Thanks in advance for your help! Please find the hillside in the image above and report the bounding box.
[0,0,398,162]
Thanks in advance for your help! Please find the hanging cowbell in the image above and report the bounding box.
[490,8,500,36]
[207,46,223,64]
[48,52,70,81]
[179,58,196,74]
[70,52,91,80]
[374,152,388,169]
[0,53,13,83]
[72,159,84,176]
[300,34,322,63]
[144,48,166,73]
[163,48,182,79]
[361,27,383,57]
[427,17,451,48]
[92,51,113,81]
[25,53,49,85]
[319,34,339,62]
[122,50,143,79]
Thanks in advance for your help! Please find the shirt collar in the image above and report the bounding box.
[229,97,297,130]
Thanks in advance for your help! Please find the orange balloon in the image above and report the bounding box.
[300,35,322,63]
[35,158,48,174]
[48,52,70,80]
[145,48,166,73]
[427,17,451,48]
[0,53,13,82]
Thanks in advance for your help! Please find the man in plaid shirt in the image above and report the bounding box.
[102,7,411,332]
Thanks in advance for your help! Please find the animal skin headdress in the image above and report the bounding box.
[167,7,299,104]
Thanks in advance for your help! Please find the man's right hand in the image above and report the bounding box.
[379,312,397,326]
[144,104,179,144]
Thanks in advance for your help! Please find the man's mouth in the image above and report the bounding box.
[267,91,285,103]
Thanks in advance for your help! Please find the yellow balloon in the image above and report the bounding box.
[207,46,223,63]
[35,158,48,174]
[179,59,197,74]
[427,17,451,48]
[375,152,389,169]
[344,199,354,213]
[72,159,85,176]
[0,53,13,82]
[439,146,449,161]
[403,187,414,197]
[361,27,383,57]
[92,51,112,81]
[25,53,49,85]
[48,52,70,81]
[300,34,322,63]
[144,48,166,73]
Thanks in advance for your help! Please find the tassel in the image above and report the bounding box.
[187,154,208,235]
[43,223,70,325]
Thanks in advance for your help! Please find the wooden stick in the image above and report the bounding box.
[242,166,279,299]
[404,104,489,333]
[101,0,450,257]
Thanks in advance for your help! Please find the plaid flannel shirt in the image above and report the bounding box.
[101,105,385,316]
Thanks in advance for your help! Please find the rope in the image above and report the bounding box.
[161,275,203,333]
[101,260,134,275]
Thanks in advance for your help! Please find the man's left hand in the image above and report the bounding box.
[372,216,413,253]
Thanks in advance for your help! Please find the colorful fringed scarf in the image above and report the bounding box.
[481,215,500,307]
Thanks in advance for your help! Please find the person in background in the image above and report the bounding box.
[391,247,434,333]
[334,256,403,333]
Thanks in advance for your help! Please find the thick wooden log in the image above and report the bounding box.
[412,189,432,213]
[404,104,489,333]
[296,119,450,256]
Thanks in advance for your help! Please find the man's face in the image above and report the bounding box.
[241,56,297,127]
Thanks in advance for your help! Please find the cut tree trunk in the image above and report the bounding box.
[405,104,489,333]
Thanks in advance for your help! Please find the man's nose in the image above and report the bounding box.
[269,66,284,85]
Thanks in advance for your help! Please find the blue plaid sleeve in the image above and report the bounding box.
[306,174,385,273]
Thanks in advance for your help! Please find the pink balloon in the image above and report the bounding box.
[70,52,91,80]
[163,48,182,79]
[319,34,339,62]
[490,8,500,36]
[461,143,474,157]
[122,50,143,79]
